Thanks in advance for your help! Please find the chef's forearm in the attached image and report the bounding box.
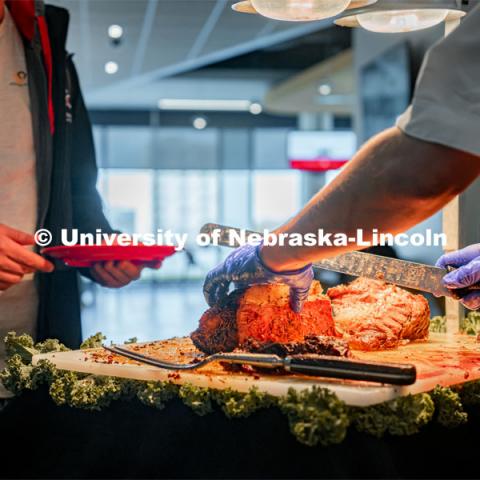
[261,127,480,271]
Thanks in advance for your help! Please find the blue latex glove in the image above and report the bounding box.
[203,244,314,313]
[436,243,480,310]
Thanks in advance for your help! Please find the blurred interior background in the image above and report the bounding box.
[52,0,450,343]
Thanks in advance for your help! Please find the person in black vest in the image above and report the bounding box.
[0,0,159,365]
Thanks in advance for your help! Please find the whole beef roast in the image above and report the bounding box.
[191,281,337,354]
[192,277,431,355]
[327,277,430,351]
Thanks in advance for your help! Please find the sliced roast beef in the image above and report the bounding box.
[327,277,430,351]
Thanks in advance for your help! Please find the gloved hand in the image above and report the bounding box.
[203,243,313,313]
[436,243,480,310]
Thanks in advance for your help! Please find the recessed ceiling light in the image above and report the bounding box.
[318,84,332,96]
[249,102,263,115]
[104,61,119,74]
[108,24,123,39]
[193,117,207,130]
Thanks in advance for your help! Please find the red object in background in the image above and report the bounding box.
[41,245,177,267]
[7,0,55,134]
[290,158,348,172]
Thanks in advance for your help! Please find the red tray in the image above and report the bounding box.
[41,245,177,267]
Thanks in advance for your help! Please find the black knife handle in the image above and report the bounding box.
[284,355,416,386]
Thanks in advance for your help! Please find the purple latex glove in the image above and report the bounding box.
[436,243,480,310]
[203,244,313,313]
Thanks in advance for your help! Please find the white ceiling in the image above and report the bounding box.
[51,0,334,108]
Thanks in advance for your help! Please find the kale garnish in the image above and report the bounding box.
[80,332,107,350]
[278,386,349,447]
[429,316,447,334]
[179,384,214,416]
[136,381,179,410]
[3,331,480,446]
[431,385,468,428]
[352,393,434,437]
[214,387,276,418]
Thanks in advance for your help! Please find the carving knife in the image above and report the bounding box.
[200,223,480,299]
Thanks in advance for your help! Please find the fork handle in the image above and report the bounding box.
[284,356,416,386]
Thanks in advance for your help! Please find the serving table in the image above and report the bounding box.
[0,388,479,479]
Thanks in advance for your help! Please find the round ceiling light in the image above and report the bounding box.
[249,102,263,114]
[108,24,123,39]
[193,117,207,130]
[104,61,119,74]
[318,83,332,95]
[250,0,352,21]
[335,1,466,32]
[357,8,448,32]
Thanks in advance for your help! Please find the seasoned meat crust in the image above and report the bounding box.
[191,290,243,354]
[240,335,350,358]
[327,277,430,351]
[191,281,336,354]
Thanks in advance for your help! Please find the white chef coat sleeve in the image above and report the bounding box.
[396,5,480,157]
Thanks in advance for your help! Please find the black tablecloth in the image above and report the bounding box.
[0,389,478,479]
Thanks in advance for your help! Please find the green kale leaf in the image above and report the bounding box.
[0,354,35,394]
[431,385,467,428]
[49,371,124,411]
[136,381,178,410]
[352,393,434,437]
[4,332,37,362]
[459,379,480,406]
[461,312,480,336]
[80,332,107,350]
[429,316,447,334]
[35,339,69,354]
[179,384,214,416]
[214,387,276,419]
[278,386,349,447]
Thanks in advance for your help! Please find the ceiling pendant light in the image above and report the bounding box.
[232,1,377,19]
[335,1,467,33]
[357,9,448,32]
[249,0,352,21]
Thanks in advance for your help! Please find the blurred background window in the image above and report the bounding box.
[65,0,452,341]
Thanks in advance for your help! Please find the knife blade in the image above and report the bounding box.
[200,223,479,298]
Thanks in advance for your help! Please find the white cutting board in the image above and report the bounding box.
[32,333,480,407]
